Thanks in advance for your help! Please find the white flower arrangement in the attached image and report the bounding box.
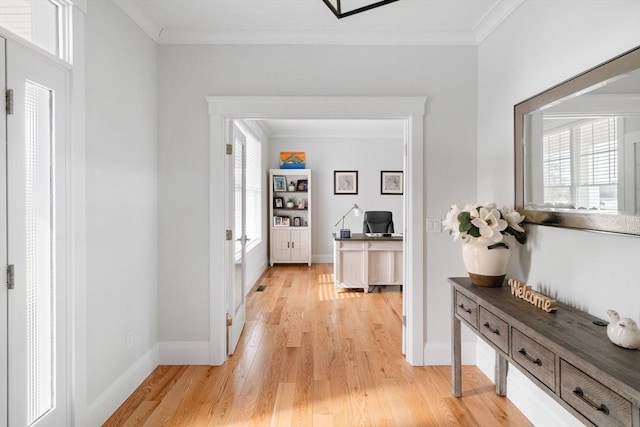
[443,203,527,246]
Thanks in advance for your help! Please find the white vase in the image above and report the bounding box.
[461,240,511,287]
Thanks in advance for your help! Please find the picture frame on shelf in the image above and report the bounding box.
[273,175,286,192]
[273,197,284,208]
[334,170,358,195]
[293,217,301,227]
[381,170,403,195]
[273,216,282,226]
[282,217,291,227]
[297,179,308,192]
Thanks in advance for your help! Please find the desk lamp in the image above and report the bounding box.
[334,204,363,238]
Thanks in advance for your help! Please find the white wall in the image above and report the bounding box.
[268,135,403,262]
[477,1,640,425]
[83,0,159,423]
[157,45,478,358]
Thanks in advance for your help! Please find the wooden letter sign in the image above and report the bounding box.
[507,279,557,312]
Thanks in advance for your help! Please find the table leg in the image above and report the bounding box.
[495,352,508,396]
[452,311,462,397]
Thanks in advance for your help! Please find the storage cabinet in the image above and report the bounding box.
[450,277,640,427]
[269,169,311,266]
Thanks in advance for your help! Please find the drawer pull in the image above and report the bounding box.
[483,322,500,335]
[458,304,472,314]
[572,387,610,415]
[518,348,542,366]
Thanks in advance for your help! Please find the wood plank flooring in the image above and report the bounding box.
[104,263,532,426]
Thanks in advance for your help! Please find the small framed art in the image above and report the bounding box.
[293,216,302,227]
[334,170,358,195]
[273,197,284,208]
[381,170,403,195]
[297,179,308,192]
[273,175,286,192]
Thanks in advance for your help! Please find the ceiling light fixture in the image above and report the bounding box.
[322,0,399,19]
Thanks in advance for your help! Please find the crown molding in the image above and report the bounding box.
[115,0,524,47]
[156,28,477,46]
[113,0,163,42]
[473,0,524,44]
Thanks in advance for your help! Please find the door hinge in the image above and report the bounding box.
[226,313,233,326]
[226,144,233,155]
[226,230,232,240]
[6,89,14,115]
[7,264,15,289]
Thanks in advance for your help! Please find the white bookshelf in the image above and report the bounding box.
[269,169,311,266]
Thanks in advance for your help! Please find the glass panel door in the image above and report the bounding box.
[6,38,68,427]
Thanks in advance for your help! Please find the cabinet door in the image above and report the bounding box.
[272,229,291,262]
[290,229,309,261]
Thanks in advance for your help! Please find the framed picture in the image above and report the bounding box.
[281,216,290,227]
[293,216,301,227]
[381,170,403,195]
[297,179,308,192]
[279,152,306,169]
[273,175,286,192]
[334,170,358,195]
[273,197,284,208]
[273,216,282,226]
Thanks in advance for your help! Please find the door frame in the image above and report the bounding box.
[207,96,426,366]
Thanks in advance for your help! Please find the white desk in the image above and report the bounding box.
[333,233,403,292]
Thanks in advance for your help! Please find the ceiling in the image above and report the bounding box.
[257,119,405,138]
[113,0,522,136]
[114,0,524,46]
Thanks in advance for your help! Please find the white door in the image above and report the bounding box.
[5,38,69,427]
[226,123,247,355]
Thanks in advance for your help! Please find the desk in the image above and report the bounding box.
[333,233,403,292]
[450,277,640,427]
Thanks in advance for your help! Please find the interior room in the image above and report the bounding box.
[0,0,638,426]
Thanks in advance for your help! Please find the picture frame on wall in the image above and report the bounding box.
[381,170,403,195]
[273,175,286,192]
[334,170,358,195]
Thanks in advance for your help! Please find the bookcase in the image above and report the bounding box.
[269,169,312,266]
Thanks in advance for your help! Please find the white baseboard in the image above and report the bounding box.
[475,340,582,426]
[313,254,333,264]
[424,340,476,365]
[158,340,210,365]
[87,345,159,426]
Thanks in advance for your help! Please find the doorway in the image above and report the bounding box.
[208,96,426,366]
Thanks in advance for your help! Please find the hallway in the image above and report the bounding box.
[105,264,531,426]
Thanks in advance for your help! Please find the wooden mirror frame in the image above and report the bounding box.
[515,46,640,236]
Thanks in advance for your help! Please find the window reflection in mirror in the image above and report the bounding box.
[515,46,640,235]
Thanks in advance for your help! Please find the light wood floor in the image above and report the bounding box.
[104,263,532,426]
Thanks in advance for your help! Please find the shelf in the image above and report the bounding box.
[273,208,308,211]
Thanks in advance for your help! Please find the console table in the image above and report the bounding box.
[450,277,640,427]
[333,233,402,292]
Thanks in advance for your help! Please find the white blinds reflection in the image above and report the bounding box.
[25,81,55,425]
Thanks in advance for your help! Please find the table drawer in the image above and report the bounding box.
[455,291,478,329]
[512,328,556,391]
[479,307,509,353]
[560,359,632,427]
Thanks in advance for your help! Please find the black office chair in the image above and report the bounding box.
[363,211,394,233]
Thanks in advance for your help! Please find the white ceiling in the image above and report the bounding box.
[114,0,524,46]
[113,0,523,136]
[257,119,405,138]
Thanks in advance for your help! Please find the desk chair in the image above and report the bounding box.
[363,211,394,233]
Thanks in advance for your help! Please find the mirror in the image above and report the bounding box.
[515,46,640,236]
